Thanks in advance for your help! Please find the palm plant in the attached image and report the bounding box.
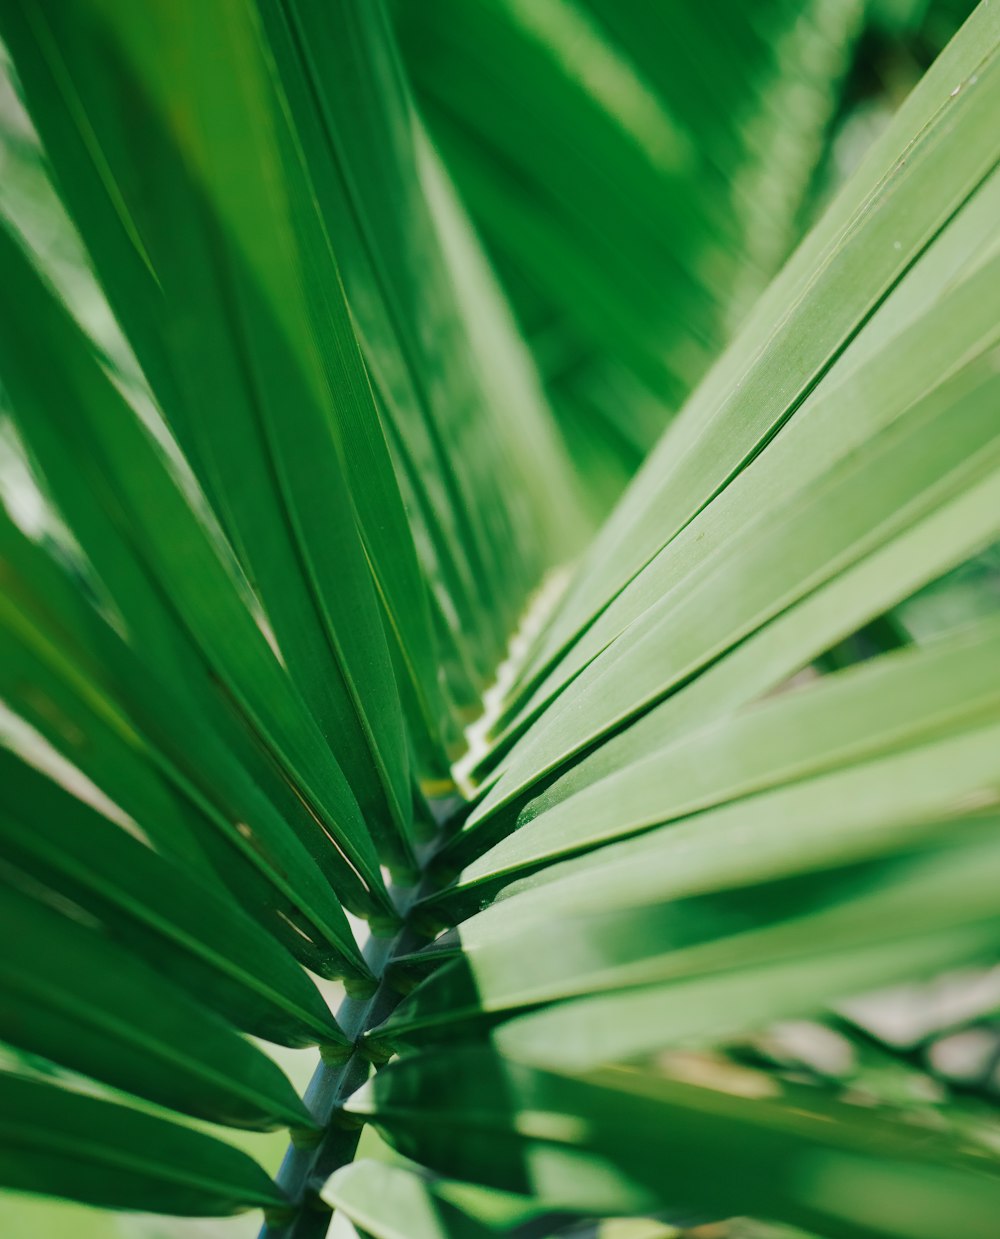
[0,0,998,1237]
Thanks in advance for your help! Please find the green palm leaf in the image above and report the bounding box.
[0,1074,289,1217]
[512,0,1000,688]
[0,749,346,1050]
[348,1049,1000,1237]
[0,882,314,1131]
[0,1,996,1237]
[324,1160,559,1238]
[0,504,371,980]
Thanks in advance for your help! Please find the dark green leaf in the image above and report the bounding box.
[0,883,314,1131]
[0,748,346,1050]
[0,1072,288,1216]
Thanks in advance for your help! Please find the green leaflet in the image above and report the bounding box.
[384,823,1000,1045]
[485,179,1000,757]
[0,508,371,980]
[391,694,1000,1037]
[348,1047,1000,1238]
[513,0,1000,689]
[0,1073,288,1216]
[502,463,1000,829]
[0,507,210,876]
[0,749,346,1050]
[248,0,490,727]
[0,0,422,877]
[436,615,1000,904]
[0,883,314,1131]
[0,216,393,919]
[491,924,1000,1077]
[457,155,1000,819]
[254,0,585,688]
[451,346,1000,855]
[324,1160,559,1238]
[454,719,1000,942]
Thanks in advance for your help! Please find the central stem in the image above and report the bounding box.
[259,806,458,1239]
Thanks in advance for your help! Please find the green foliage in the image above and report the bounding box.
[0,1,997,1239]
[393,0,868,515]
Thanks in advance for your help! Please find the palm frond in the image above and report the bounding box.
[0,1,996,1238]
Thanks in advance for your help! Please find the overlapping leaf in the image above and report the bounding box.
[324,1160,561,1239]
[348,1050,1000,1238]
[0,882,314,1131]
[0,504,371,980]
[341,8,1000,1237]
[0,749,345,1050]
[457,9,1000,837]
[0,1074,289,1217]
[506,0,1000,697]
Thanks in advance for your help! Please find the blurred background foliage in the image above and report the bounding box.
[392,0,981,521]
